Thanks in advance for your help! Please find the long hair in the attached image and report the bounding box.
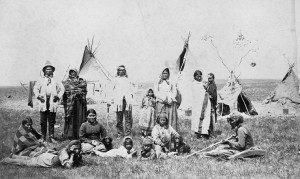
[146,88,156,98]
[158,68,170,85]
[87,109,97,116]
[193,70,202,79]
[116,65,128,78]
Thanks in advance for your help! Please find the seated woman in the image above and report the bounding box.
[139,88,156,137]
[11,116,46,157]
[79,109,109,153]
[138,137,156,160]
[93,136,137,159]
[203,112,264,160]
[151,112,180,159]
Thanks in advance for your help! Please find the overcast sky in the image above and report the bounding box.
[0,0,299,86]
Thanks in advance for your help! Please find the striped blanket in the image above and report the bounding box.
[11,125,45,157]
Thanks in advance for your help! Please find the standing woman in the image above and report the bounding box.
[154,68,179,131]
[62,68,87,139]
[191,70,213,139]
[108,65,135,138]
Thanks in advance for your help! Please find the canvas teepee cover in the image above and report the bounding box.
[78,45,112,102]
[218,71,258,116]
[264,65,300,104]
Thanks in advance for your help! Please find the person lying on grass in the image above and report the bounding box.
[202,112,257,160]
[2,140,83,169]
[138,137,156,160]
[79,109,111,154]
[151,111,180,159]
[92,136,137,159]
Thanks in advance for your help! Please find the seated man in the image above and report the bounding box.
[138,137,156,160]
[93,136,137,159]
[170,135,191,155]
[2,140,83,168]
[203,112,263,160]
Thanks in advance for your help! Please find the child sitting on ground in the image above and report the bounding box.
[139,137,156,160]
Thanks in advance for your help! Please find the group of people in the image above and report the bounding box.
[30,59,218,143]
[1,59,263,168]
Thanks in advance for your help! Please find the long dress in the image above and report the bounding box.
[154,80,179,131]
[139,95,156,132]
[191,80,213,135]
[62,76,87,139]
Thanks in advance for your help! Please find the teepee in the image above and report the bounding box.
[78,41,113,102]
[264,63,300,104]
[218,71,258,116]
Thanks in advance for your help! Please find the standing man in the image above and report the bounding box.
[205,73,218,134]
[108,65,135,138]
[34,61,65,143]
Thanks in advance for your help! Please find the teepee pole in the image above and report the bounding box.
[94,58,111,81]
[240,92,250,115]
[209,39,231,73]
[179,32,191,75]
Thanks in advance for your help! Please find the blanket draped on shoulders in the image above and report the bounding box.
[12,125,46,157]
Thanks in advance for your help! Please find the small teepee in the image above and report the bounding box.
[218,71,258,116]
[264,63,300,104]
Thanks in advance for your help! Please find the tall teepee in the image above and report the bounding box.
[78,40,112,102]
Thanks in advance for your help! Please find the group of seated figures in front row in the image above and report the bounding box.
[1,109,265,168]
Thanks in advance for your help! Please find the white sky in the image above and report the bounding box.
[0,0,299,86]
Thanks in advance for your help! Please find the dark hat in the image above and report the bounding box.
[42,61,55,72]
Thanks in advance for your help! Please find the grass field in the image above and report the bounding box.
[0,80,299,178]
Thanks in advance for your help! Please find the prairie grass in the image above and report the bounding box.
[0,82,299,178]
[0,106,299,178]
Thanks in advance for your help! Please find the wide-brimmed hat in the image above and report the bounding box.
[42,60,55,72]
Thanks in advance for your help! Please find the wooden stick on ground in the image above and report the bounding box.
[184,136,234,158]
[184,141,223,158]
